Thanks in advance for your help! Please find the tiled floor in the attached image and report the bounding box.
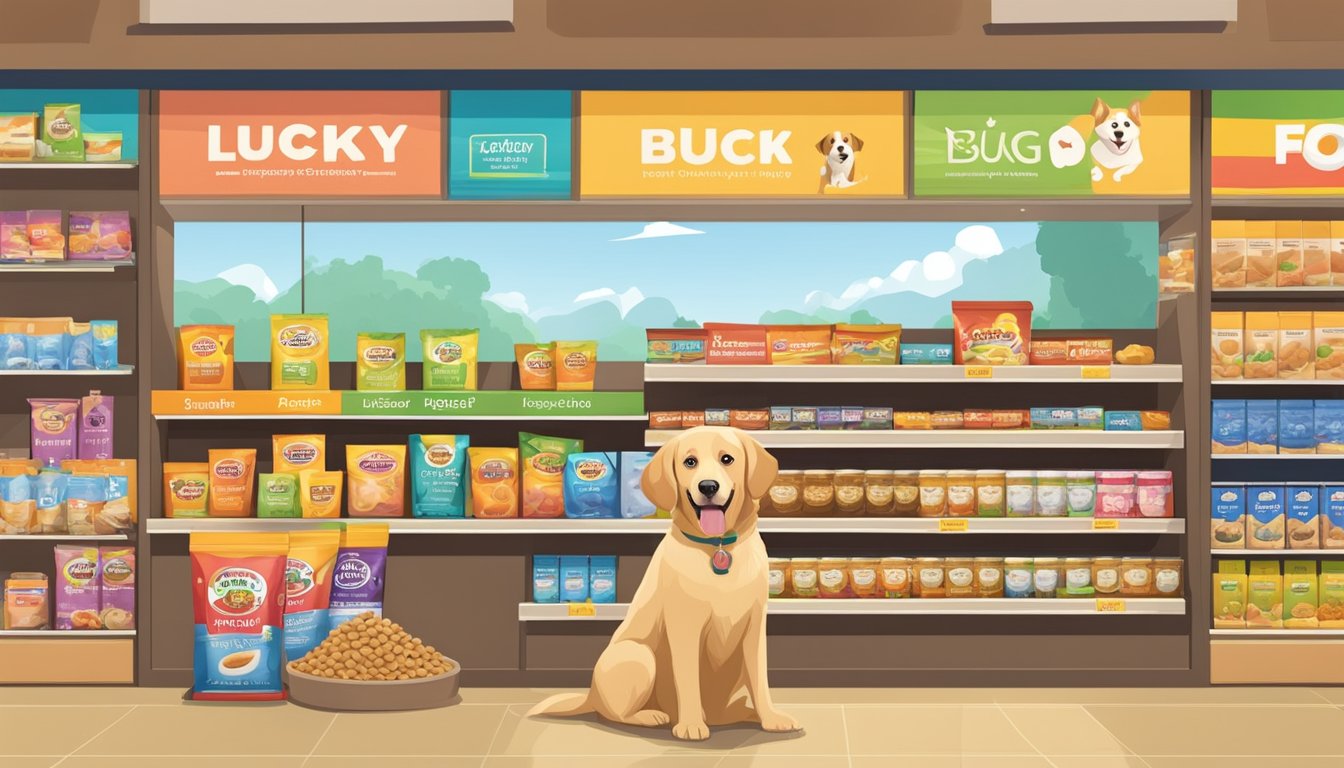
[2,686,1343,767]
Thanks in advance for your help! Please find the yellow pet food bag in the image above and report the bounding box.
[468,447,519,518]
[554,340,598,391]
[178,325,235,390]
[163,462,209,518]
[273,434,326,475]
[356,332,406,392]
[270,314,330,390]
[299,471,344,519]
[345,445,406,517]
[421,329,479,391]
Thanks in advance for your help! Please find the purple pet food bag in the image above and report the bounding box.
[28,398,79,468]
[78,391,114,460]
[327,524,389,631]
[98,546,136,629]
[53,545,101,630]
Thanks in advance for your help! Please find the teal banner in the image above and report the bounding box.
[449,91,571,199]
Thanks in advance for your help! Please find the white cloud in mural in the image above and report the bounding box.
[573,287,647,317]
[218,263,280,302]
[610,222,706,242]
[804,224,1006,311]
[485,291,531,315]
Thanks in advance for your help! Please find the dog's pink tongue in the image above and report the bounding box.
[699,507,726,537]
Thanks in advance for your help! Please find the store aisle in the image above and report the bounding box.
[2,686,1342,767]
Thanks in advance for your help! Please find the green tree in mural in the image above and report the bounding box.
[1034,222,1157,330]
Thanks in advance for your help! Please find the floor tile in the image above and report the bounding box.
[716,757,851,768]
[854,758,1053,768]
[0,707,134,755]
[485,758,724,768]
[844,705,1036,756]
[1309,688,1344,705]
[990,687,1327,706]
[1000,705,1133,756]
[459,688,571,705]
[1049,757,1152,768]
[1144,758,1344,768]
[1087,704,1344,756]
[312,705,509,756]
[0,688,187,707]
[0,758,62,768]
[673,705,842,755]
[776,687,1004,705]
[73,704,333,756]
[62,759,304,768]
[311,759,483,768]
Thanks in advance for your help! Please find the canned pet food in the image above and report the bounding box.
[1006,471,1036,517]
[1092,557,1122,595]
[802,470,835,516]
[863,470,896,516]
[834,470,866,515]
[1033,557,1061,598]
[914,557,945,598]
[1152,558,1184,596]
[1121,557,1152,596]
[918,470,948,517]
[881,557,911,598]
[849,557,881,598]
[818,557,851,598]
[974,557,1004,598]
[768,558,790,598]
[893,471,920,516]
[1004,558,1034,598]
[790,558,819,598]
[975,470,1006,517]
[766,471,803,517]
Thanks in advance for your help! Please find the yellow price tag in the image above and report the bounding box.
[1092,519,1120,530]
[938,518,969,532]
[1081,366,1112,380]
[567,601,596,617]
[1095,598,1127,613]
[964,366,993,379]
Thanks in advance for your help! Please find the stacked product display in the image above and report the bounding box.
[1214,559,1344,629]
[1211,221,1344,288]
[0,103,124,164]
[1212,399,1344,454]
[0,210,133,262]
[1,545,135,630]
[653,406,1172,432]
[2,320,119,370]
[1211,311,1344,380]
[531,555,618,603]
[1211,484,1344,550]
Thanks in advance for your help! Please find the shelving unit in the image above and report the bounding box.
[0,256,136,273]
[519,599,1188,621]
[0,630,136,638]
[644,363,1184,383]
[0,163,139,171]
[648,429,1185,449]
[0,365,135,377]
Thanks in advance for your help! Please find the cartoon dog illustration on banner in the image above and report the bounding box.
[529,427,800,741]
[816,131,868,192]
[1047,97,1147,183]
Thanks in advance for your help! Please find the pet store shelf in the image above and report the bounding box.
[643,364,1182,384]
[0,163,138,171]
[151,389,644,419]
[1212,196,1344,209]
[0,630,136,638]
[1212,380,1344,386]
[1212,454,1344,460]
[1212,287,1344,300]
[646,430,1185,450]
[145,517,1184,535]
[0,534,130,542]
[1212,549,1344,556]
[0,365,134,376]
[518,598,1187,621]
[1210,630,1344,638]
[0,256,136,273]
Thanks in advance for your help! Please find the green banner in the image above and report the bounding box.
[339,391,644,417]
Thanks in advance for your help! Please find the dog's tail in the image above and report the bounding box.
[528,692,594,719]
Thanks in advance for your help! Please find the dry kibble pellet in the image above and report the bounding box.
[291,612,455,682]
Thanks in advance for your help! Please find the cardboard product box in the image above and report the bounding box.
[1303,221,1332,287]
[42,104,84,162]
[1211,220,1247,288]
[1213,560,1247,629]
[0,113,38,162]
[1245,221,1277,287]
[1284,560,1321,629]
[1246,560,1283,629]
[1275,220,1304,287]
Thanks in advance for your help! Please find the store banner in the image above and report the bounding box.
[913,91,1190,197]
[578,91,906,197]
[158,91,443,197]
[449,91,572,200]
[1212,90,1344,196]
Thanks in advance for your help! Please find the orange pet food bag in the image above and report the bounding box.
[468,448,519,518]
[519,432,582,518]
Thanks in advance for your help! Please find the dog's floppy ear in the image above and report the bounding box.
[731,427,778,500]
[1091,98,1109,126]
[1127,100,1142,126]
[641,435,682,512]
[816,134,832,154]
[849,133,864,151]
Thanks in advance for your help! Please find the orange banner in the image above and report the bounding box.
[152,390,341,416]
[158,91,442,197]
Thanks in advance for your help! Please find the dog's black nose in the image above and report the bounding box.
[698,480,719,498]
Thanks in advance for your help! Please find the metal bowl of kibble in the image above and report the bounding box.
[285,612,461,712]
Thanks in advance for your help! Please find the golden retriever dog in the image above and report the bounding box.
[529,426,799,741]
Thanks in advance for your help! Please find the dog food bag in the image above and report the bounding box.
[34,468,68,534]
[99,546,135,630]
[0,472,36,534]
[1160,236,1195,294]
[409,434,470,518]
[1246,400,1279,454]
[469,447,519,518]
[4,573,48,630]
[555,340,599,391]
[1211,311,1244,380]
[164,462,209,518]
[0,319,33,369]
[1246,560,1284,629]
[1245,221,1277,287]
[346,445,406,517]
[1316,311,1344,380]
[272,434,326,475]
[189,532,289,701]
[328,524,390,630]
[831,324,901,365]
[283,529,340,663]
[900,343,954,365]
[256,473,300,518]
[54,545,102,630]
[533,555,560,603]
[515,342,556,390]
[1319,400,1344,454]
[270,314,330,390]
[646,328,706,364]
[1212,400,1248,454]
[207,448,257,517]
[704,323,769,365]
[92,320,118,371]
[1284,560,1321,629]
[952,301,1032,366]
[1244,312,1278,379]
[100,474,132,536]
[68,322,94,370]
[560,555,589,602]
[1288,485,1322,549]
[1319,562,1344,627]
[564,452,619,519]
[1213,560,1248,629]
[64,473,106,536]
[1325,486,1344,549]
[1304,221,1332,286]
[355,332,405,392]
[421,329,479,391]
[0,211,29,260]
[1278,312,1315,379]
[26,210,64,260]
[1212,486,1246,549]
[1279,400,1318,454]
[43,104,83,161]
[520,432,583,518]
[1248,485,1286,549]
[68,211,132,260]
[298,471,343,519]
[589,556,617,603]
[78,391,114,460]
[1212,220,1247,288]
[766,325,831,365]
[28,398,78,468]
[178,325,235,390]
[619,452,657,519]
[1277,220,1305,287]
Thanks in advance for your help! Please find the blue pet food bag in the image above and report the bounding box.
[563,452,619,519]
[560,555,589,602]
[619,451,657,519]
[409,434,470,517]
[589,556,617,604]
[533,555,560,603]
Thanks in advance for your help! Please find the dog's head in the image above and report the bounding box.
[1091,99,1141,155]
[816,131,864,164]
[641,426,778,539]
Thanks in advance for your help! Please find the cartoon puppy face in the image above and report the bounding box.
[816,131,864,164]
[641,427,778,539]
[1091,99,1142,155]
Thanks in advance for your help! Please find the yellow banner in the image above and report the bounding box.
[579,92,906,197]
[152,390,342,416]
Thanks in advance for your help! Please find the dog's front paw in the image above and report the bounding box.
[1090,166,1103,182]
[673,720,711,741]
[1113,170,1126,182]
[759,711,802,733]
